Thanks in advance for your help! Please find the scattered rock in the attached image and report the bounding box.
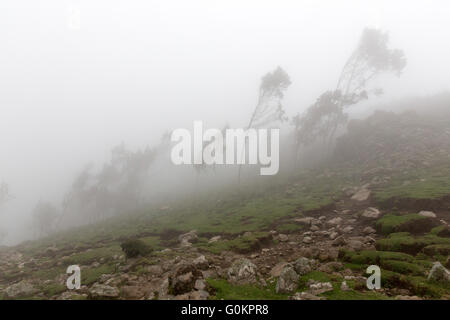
[208,236,221,243]
[363,226,376,235]
[190,290,209,300]
[351,187,371,201]
[194,279,206,291]
[361,207,381,219]
[302,236,313,244]
[293,257,315,276]
[193,255,209,270]
[309,281,333,295]
[276,266,299,294]
[327,217,343,226]
[178,230,198,247]
[332,236,346,246]
[341,226,354,234]
[290,292,325,300]
[270,262,290,277]
[418,211,437,218]
[228,258,258,284]
[89,283,120,299]
[278,234,289,242]
[329,232,339,240]
[4,281,38,298]
[427,262,450,282]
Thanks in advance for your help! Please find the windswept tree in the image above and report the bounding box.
[293,28,406,156]
[247,66,291,129]
[62,144,156,224]
[239,67,291,181]
[32,201,59,237]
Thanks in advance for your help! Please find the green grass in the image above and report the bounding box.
[373,165,450,202]
[375,214,431,235]
[375,233,450,255]
[339,249,415,264]
[62,244,122,266]
[82,264,116,286]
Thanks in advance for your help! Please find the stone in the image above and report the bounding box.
[361,207,381,219]
[329,232,339,240]
[228,258,257,284]
[351,187,371,201]
[309,282,333,295]
[418,211,436,218]
[190,290,209,300]
[193,255,209,270]
[89,283,120,299]
[327,217,343,226]
[363,226,376,235]
[208,236,221,243]
[427,262,450,282]
[293,257,314,276]
[270,262,290,277]
[290,292,324,300]
[303,236,313,244]
[121,285,144,299]
[278,234,289,242]
[194,279,206,291]
[147,265,164,276]
[178,230,198,246]
[276,266,299,294]
[341,226,354,234]
[4,281,38,298]
[332,236,346,246]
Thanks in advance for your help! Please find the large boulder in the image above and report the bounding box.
[276,266,299,294]
[170,262,202,295]
[351,187,371,201]
[227,258,258,284]
[178,230,198,247]
[293,257,315,276]
[427,262,450,282]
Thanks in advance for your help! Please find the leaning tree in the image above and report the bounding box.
[238,66,291,181]
[293,28,406,158]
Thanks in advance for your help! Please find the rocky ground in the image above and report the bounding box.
[0,183,448,300]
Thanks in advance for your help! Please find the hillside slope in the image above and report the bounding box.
[1,107,449,300]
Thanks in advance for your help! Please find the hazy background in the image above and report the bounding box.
[1,0,449,244]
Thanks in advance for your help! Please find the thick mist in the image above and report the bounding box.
[1,0,450,245]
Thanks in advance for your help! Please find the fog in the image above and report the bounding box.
[1,0,450,245]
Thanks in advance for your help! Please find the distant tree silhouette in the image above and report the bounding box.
[293,28,406,158]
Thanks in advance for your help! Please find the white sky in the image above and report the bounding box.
[0,0,449,243]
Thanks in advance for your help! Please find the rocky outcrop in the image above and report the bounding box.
[275,266,298,294]
[227,258,257,284]
[427,262,450,282]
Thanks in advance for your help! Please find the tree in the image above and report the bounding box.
[246,66,291,129]
[293,28,406,155]
[62,144,156,224]
[32,201,59,237]
[239,66,291,181]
